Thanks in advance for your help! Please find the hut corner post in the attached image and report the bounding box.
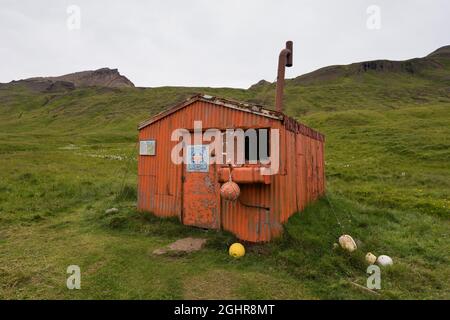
[275,41,293,113]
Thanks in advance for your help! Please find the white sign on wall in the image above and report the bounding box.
[140,140,156,156]
[186,145,209,172]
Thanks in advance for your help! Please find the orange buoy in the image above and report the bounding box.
[220,180,240,201]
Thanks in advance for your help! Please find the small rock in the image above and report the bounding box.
[152,248,167,255]
[365,252,377,265]
[377,255,393,266]
[152,237,207,255]
[105,207,119,214]
[339,234,357,252]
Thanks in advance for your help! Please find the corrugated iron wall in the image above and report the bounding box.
[138,100,325,242]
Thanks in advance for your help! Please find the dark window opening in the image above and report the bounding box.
[245,129,270,162]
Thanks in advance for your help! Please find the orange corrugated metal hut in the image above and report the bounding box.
[137,94,325,242]
[137,41,325,242]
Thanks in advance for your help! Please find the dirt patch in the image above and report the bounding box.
[85,259,108,275]
[152,237,207,255]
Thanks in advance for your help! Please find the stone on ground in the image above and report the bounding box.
[152,237,207,255]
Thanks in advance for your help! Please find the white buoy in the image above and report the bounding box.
[338,235,357,252]
[365,252,377,265]
[377,255,393,266]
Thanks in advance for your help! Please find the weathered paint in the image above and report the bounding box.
[138,95,325,242]
[182,140,221,229]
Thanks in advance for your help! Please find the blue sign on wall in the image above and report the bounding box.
[186,145,209,172]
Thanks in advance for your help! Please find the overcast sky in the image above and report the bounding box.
[0,0,449,88]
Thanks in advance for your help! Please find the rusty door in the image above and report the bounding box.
[182,144,220,229]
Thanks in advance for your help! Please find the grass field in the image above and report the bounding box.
[0,50,449,299]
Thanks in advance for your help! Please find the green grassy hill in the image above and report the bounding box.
[0,46,449,299]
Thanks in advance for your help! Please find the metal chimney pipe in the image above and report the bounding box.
[275,41,293,113]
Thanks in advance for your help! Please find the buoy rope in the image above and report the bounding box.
[324,192,345,233]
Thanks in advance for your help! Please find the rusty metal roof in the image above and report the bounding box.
[137,93,325,142]
[138,94,284,130]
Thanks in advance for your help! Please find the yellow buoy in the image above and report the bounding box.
[229,243,245,258]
